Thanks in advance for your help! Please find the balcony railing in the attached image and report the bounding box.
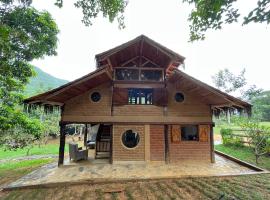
[114,67,164,82]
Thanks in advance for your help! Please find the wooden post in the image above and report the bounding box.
[164,125,169,164]
[58,122,66,166]
[210,124,215,163]
[84,124,88,146]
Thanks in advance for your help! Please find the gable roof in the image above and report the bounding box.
[95,35,185,69]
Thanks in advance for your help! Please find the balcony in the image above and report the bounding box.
[114,67,164,82]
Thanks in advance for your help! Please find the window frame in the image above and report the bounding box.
[180,125,199,142]
[128,88,153,105]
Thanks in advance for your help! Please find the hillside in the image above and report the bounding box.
[24,66,69,97]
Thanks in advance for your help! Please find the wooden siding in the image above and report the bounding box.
[112,124,145,161]
[61,79,212,123]
[167,82,212,118]
[113,105,163,116]
[150,125,165,161]
[63,82,112,117]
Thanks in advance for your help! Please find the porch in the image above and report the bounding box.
[4,154,266,190]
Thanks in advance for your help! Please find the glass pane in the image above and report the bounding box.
[181,126,199,141]
[140,70,163,81]
[115,69,139,80]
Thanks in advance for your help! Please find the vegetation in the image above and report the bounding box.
[216,144,270,170]
[0,143,67,160]
[0,0,59,150]
[0,158,54,186]
[24,66,68,97]
[237,119,270,163]
[183,0,270,41]
[1,174,270,199]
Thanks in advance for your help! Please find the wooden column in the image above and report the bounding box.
[58,122,66,166]
[84,124,88,146]
[210,123,215,163]
[164,125,169,164]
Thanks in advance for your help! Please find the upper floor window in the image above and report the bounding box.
[128,88,153,105]
[115,68,164,82]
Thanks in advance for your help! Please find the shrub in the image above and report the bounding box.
[220,128,244,147]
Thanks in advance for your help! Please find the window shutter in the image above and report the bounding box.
[171,125,181,143]
[153,88,168,106]
[199,125,210,142]
[113,88,128,105]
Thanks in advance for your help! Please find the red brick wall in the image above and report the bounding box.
[150,125,165,161]
[112,124,145,161]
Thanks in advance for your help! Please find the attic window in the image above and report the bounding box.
[128,88,153,105]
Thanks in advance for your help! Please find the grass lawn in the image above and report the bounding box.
[0,144,68,160]
[1,174,270,200]
[0,158,54,186]
[215,144,270,170]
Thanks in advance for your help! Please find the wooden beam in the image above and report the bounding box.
[120,56,139,67]
[58,122,66,166]
[164,125,169,164]
[84,124,88,146]
[142,56,161,68]
[139,38,144,67]
[210,124,215,163]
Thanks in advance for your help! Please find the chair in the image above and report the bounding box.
[69,143,88,162]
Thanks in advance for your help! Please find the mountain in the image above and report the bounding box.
[24,66,69,97]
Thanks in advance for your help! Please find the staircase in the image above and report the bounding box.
[95,125,111,159]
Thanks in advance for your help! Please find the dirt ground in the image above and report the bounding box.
[1,174,270,200]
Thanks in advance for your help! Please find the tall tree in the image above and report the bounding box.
[182,0,270,41]
[0,0,59,148]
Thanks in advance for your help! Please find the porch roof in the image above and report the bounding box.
[24,67,112,105]
[169,69,252,112]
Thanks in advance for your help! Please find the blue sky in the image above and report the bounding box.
[32,0,270,90]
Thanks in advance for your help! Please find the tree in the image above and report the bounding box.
[182,0,270,41]
[252,91,270,121]
[55,1,270,41]
[212,68,262,102]
[55,0,128,29]
[238,119,270,164]
[0,0,59,150]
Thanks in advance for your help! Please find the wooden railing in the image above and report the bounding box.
[96,139,110,153]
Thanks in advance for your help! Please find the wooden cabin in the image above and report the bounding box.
[24,35,251,166]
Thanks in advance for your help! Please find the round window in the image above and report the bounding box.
[122,130,140,148]
[175,92,184,102]
[90,92,101,102]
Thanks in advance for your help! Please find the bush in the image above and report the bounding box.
[220,128,244,147]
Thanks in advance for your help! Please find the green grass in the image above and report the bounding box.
[215,144,270,170]
[1,174,270,200]
[0,158,54,186]
[260,121,270,127]
[0,144,67,160]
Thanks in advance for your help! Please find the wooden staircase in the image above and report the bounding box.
[95,125,112,159]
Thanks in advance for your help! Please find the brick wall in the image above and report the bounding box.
[168,125,211,162]
[150,125,165,161]
[112,124,145,161]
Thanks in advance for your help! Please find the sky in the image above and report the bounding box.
[32,0,270,90]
